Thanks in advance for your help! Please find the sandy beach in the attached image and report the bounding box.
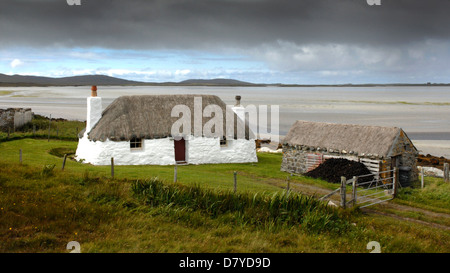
[1,85,449,157]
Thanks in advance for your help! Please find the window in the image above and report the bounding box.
[220,137,228,147]
[130,138,143,150]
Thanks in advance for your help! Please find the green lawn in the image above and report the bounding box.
[1,138,449,253]
[395,178,450,212]
[0,138,287,194]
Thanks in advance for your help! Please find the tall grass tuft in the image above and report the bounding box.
[131,178,351,234]
[40,164,56,178]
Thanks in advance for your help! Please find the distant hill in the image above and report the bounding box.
[3,73,443,87]
[0,73,259,87]
[0,73,144,86]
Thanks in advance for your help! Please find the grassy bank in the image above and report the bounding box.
[0,115,84,142]
[0,138,449,253]
[131,178,352,234]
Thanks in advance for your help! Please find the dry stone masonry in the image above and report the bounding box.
[0,108,33,131]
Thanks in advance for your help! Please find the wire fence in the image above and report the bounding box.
[419,164,449,187]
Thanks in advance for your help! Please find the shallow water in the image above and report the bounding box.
[1,85,449,156]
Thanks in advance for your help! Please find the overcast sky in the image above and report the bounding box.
[1,0,450,84]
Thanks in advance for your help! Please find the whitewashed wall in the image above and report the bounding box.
[75,134,257,165]
[76,134,175,165]
[186,136,257,164]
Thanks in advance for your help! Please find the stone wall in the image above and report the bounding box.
[0,108,33,131]
[388,131,419,182]
[280,145,310,174]
[281,144,361,174]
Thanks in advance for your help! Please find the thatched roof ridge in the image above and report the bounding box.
[87,94,253,141]
[283,120,413,157]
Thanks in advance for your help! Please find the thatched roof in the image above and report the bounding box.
[283,120,416,157]
[85,94,253,141]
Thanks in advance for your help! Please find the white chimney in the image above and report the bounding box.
[86,85,102,134]
[232,95,245,122]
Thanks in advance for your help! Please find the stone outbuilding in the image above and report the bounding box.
[281,120,419,186]
[0,108,33,131]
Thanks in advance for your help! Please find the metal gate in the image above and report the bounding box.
[319,168,399,209]
[352,169,397,208]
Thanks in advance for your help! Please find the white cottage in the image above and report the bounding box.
[75,87,257,165]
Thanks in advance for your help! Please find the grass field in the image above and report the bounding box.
[1,128,449,253]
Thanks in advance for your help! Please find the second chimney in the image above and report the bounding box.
[235,95,241,106]
[232,95,245,122]
[91,85,98,97]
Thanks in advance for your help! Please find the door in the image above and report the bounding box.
[174,138,186,163]
[391,155,400,169]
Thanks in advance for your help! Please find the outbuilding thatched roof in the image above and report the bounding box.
[283,120,416,158]
[85,94,253,141]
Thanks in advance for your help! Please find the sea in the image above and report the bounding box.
[1,85,449,157]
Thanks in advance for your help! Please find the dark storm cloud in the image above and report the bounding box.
[1,0,450,50]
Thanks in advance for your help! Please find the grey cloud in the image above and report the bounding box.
[1,0,450,50]
[248,39,450,78]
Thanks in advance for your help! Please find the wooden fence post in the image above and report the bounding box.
[174,164,178,183]
[340,176,347,208]
[393,167,399,197]
[62,154,68,170]
[111,157,114,179]
[286,174,291,194]
[47,114,51,142]
[421,167,424,189]
[444,163,449,183]
[233,171,237,193]
[352,176,358,206]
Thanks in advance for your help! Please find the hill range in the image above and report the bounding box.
[0,73,257,87]
[0,73,447,87]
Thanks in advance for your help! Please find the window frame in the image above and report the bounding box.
[220,137,228,148]
[130,137,143,150]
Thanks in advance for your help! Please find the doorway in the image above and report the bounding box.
[174,138,186,163]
